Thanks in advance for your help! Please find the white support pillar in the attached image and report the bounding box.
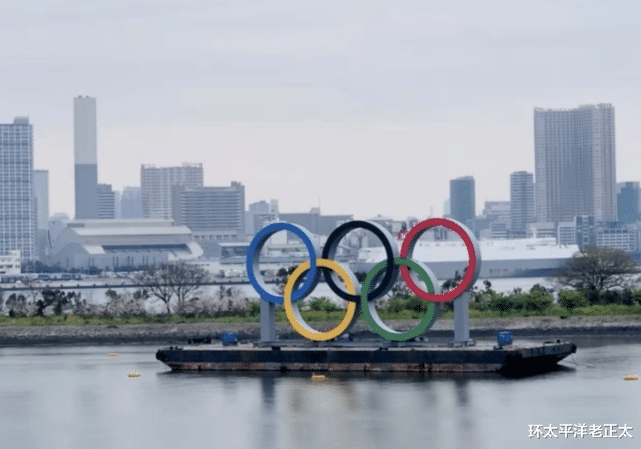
[453,291,473,346]
[260,299,276,342]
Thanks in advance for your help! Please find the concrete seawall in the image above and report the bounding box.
[1,316,641,346]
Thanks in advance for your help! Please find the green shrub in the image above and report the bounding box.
[558,290,588,309]
[307,297,341,312]
[489,293,514,314]
[581,289,600,305]
[382,296,434,315]
[599,290,621,305]
[517,292,553,312]
[248,301,260,316]
[384,298,404,314]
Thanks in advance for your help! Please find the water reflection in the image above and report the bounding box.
[257,376,277,449]
[0,341,640,449]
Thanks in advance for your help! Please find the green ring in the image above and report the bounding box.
[361,257,440,341]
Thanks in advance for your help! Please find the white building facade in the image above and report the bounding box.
[141,163,203,219]
[46,219,203,270]
[534,104,617,224]
[0,117,36,261]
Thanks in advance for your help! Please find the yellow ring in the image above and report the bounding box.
[283,258,359,342]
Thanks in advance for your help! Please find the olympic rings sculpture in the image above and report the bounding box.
[246,217,481,342]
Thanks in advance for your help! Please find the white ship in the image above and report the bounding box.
[353,238,579,279]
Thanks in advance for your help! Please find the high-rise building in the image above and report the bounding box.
[97,184,116,219]
[534,104,616,224]
[510,171,535,238]
[482,201,511,239]
[246,200,271,236]
[575,216,596,250]
[0,117,36,260]
[617,182,640,224]
[33,169,50,261]
[120,186,143,219]
[114,190,121,219]
[33,170,49,230]
[141,163,203,219]
[74,96,98,219]
[278,208,353,237]
[172,181,245,242]
[449,176,475,229]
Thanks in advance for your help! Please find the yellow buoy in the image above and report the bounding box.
[128,370,141,378]
[108,352,119,357]
[623,374,638,381]
[311,374,326,381]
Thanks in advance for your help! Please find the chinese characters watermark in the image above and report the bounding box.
[529,424,633,439]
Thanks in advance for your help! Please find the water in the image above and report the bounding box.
[1,337,640,449]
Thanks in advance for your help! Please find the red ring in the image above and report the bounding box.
[399,218,478,302]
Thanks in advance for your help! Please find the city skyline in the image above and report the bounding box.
[12,97,641,224]
[3,1,641,220]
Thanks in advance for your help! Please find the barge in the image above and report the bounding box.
[156,340,577,375]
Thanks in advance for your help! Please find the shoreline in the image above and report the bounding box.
[1,315,641,346]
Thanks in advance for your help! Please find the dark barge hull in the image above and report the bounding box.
[156,340,577,374]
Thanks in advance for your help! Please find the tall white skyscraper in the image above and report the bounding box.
[74,96,98,219]
[534,104,616,223]
[0,117,36,260]
[141,163,204,219]
[510,171,535,238]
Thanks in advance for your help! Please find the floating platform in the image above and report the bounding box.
[156,340,577,375]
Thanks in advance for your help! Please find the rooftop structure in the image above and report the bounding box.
[46,219,203,270]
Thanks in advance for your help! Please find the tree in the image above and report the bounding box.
[36,289,74,316]
[552,246,640,294]
[133,263,209,314]
[6,293,28,317]
[133,264,176,314]
[105,289,146,317]
[442,270,463,292]
[170,262,210,310]
[275,265,299,295]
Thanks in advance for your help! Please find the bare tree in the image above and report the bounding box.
[133,264,175,314]
[552,246,640,293]
[133,263,209,314]
[169,262,210,311]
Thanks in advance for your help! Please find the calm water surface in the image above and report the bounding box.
[1,336,640,449]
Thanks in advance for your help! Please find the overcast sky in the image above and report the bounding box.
[2,0,641,220]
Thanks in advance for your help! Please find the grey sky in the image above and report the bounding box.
[2,0,641,220]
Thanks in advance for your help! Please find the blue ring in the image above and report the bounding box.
[246,222,319,304]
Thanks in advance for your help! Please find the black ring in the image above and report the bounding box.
[322,220,399,302]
